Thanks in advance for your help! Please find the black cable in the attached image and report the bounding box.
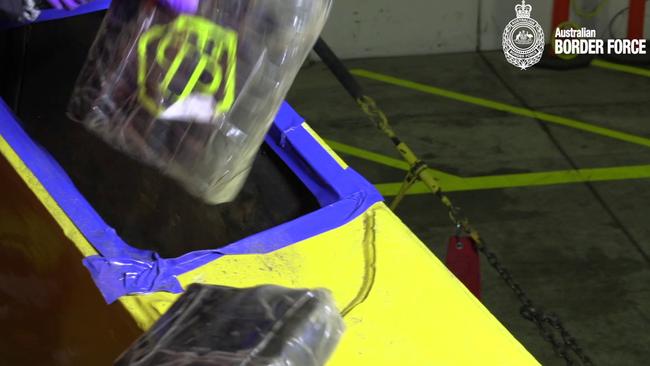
[313,38,364,100]
[607,0,649,39]
[608,5,631,39]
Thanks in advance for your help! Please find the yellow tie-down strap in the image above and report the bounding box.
[1,133,537,365]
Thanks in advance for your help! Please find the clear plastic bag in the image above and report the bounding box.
[68,0,332,204]
[114,284,345,366]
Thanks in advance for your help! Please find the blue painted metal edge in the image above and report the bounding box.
[0,0,111,30]
[0,98,383,303]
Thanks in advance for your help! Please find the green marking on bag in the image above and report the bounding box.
[138,15,238,117]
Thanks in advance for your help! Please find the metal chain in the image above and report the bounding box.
[357,95,595,366]
[479,241,594,365]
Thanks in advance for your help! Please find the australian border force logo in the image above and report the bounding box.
[502,1,544,70]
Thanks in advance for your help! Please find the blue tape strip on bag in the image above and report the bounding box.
[0,99,382,303]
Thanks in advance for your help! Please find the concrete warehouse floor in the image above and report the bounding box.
[287,51,650,365]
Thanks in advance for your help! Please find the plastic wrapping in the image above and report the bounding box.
[68,0,332,203]
[115,284,345,366]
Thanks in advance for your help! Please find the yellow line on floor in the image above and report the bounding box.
[324,139,650,193]
[323,139,458,180]
[592,59,650,78]
[324,139,410,171]
[350,68,650,149]
[375,165,650,196]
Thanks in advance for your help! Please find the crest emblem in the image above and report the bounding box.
[502,0,544,70]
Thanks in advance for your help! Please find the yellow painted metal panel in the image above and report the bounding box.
[1,130,538,365]
[127,204,539,365]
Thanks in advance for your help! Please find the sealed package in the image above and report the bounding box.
[115,284,345,366]
[68,0,332,203]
